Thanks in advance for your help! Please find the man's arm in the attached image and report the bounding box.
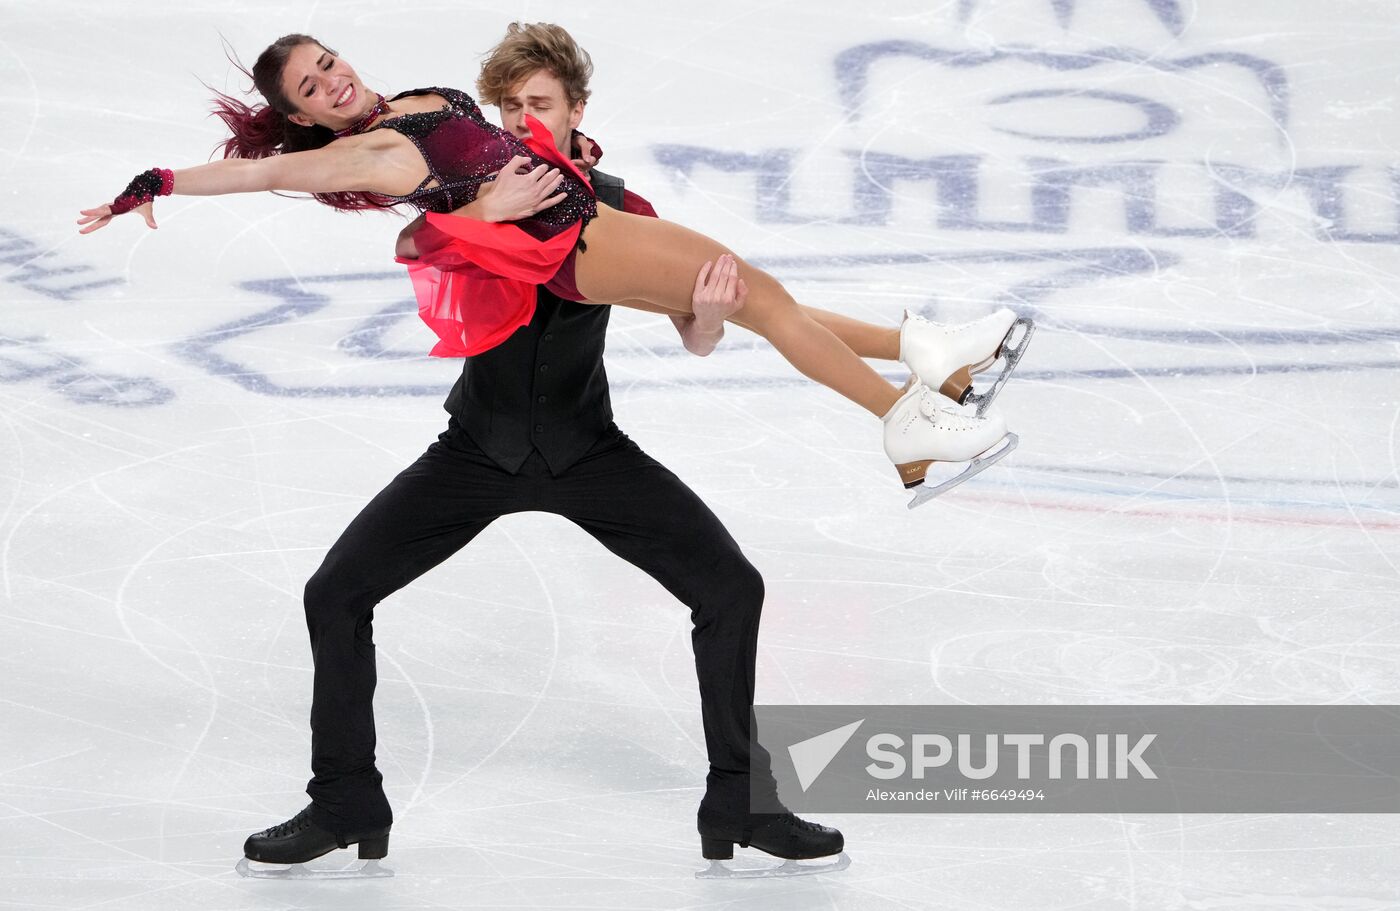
[609,254,747,356]
[577,137,736,357]
[392,134,741,356]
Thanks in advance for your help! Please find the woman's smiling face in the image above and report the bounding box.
[280,42,370,130]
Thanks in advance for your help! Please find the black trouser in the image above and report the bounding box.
[302,421,776,833]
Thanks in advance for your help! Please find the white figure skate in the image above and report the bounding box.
[900,308,1035,416]
[882,381,1017,506]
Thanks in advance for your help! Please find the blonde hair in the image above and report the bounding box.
[477,22,593,107]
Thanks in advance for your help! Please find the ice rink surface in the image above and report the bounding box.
[4,0,1400,907]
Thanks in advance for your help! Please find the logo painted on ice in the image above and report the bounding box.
[0,334,173,408]
[957,0,1188,36]
[0,228,125,301]
[656,24,1400,244]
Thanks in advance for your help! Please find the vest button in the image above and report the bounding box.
[534,424,544,433]
[537,395,547,403]
[539,364,549,372]
[544,333,554,342]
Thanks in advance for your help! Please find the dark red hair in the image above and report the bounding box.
[209,34,394,213]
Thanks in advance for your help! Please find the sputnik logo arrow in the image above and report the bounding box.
[788,719,865,792]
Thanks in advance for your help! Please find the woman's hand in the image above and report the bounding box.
[473,155,567,222]
[679,254,747,356]
[77,200,157,235]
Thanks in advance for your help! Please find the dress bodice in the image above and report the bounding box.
[372,86,594,241]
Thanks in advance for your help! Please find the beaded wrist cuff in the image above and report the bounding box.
[110,168,174,215]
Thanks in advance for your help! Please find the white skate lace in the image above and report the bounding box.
[905,310,993,336]
[916,391,981,429]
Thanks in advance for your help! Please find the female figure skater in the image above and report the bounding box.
[78,34,1030,497]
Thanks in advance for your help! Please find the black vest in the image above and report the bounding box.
[442,170,627,475]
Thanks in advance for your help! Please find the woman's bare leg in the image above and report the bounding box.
[799,307,900,360]
[599,249,900,358]
[574,207,900,417]
[646,297,899,361]
[607,254,900,360]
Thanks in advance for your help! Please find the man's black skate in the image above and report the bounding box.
[235,804,393,879]
[696,810,849,879]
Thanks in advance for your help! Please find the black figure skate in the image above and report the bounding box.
[695,810,850,879]
[235,804,393,880]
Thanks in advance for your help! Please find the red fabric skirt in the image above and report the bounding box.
[397,115,594,358]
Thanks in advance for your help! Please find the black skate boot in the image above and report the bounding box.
[235,804,393,879]
[696,808,849,879]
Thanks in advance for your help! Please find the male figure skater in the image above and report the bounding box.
[239,22,844,878]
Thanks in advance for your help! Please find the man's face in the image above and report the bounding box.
[498,69,585,157]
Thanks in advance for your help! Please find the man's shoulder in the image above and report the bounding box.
[588,167,627,211]
[588,167,625,191]
[588,167,658,218]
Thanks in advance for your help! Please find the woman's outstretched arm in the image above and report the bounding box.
[77,139,392,235]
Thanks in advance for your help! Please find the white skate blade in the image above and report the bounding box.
[965,318,1035,417]
[235,856,394,880]
[696,851,851,879]
[906,432,1018,508]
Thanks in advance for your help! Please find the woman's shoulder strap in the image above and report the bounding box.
[387,87,432,102]
[375,87,484,138]
[432,86,484,117]
[392,86,479,112]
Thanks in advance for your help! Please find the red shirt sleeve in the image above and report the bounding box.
[572,131,658,218]
[622,188,658,219]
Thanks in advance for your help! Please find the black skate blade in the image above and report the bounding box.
[906,432,1018,509]
[235,856,394,880]
[967,318,1035,417]
[696,851,851,879]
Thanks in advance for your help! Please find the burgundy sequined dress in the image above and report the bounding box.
[378,87,599,357]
